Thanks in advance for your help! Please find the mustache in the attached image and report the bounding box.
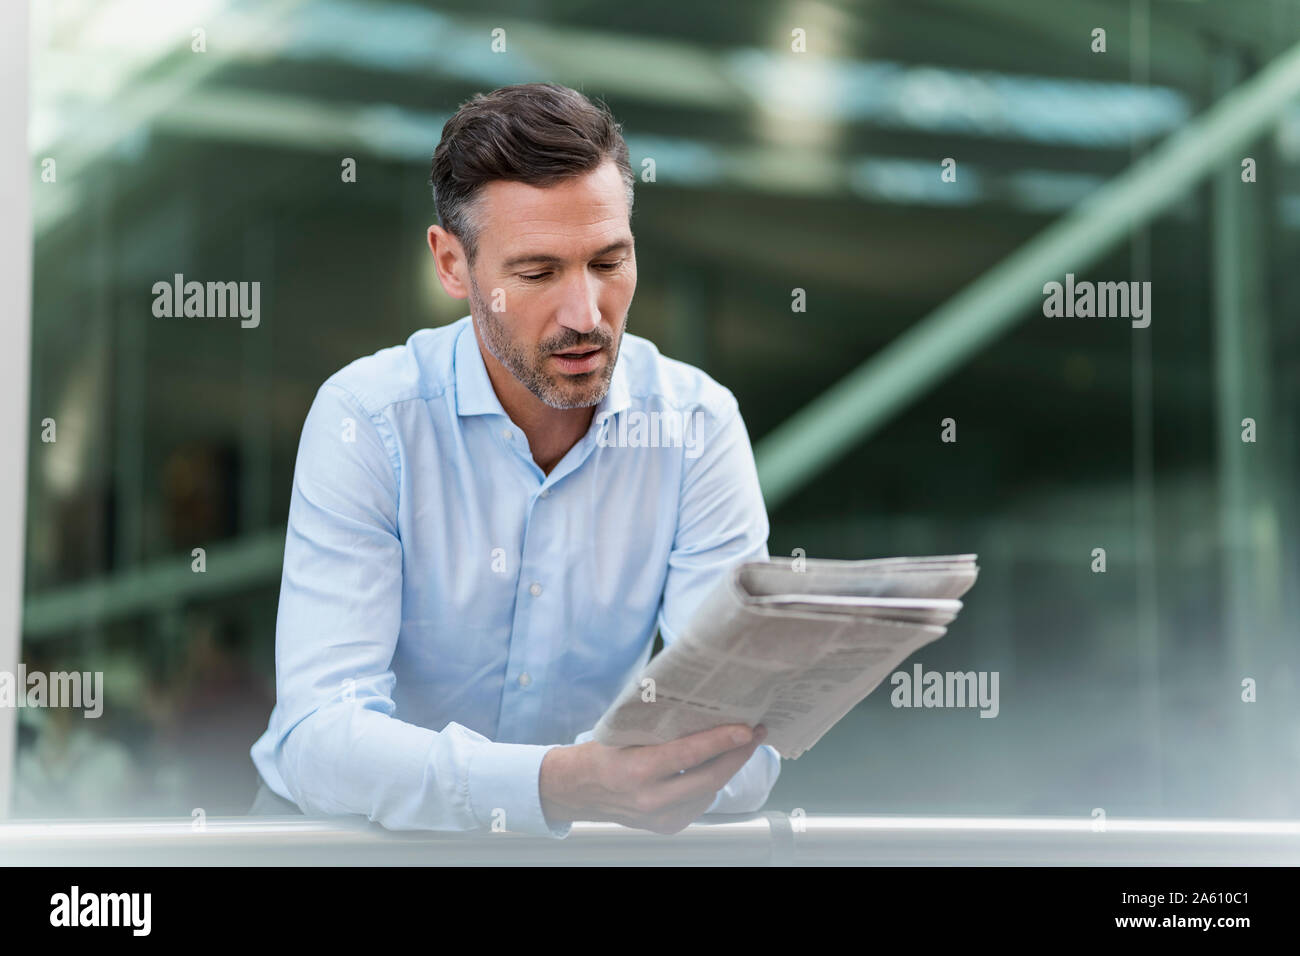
[540,327,615,353]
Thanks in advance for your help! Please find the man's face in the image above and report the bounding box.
[462,159,636,410]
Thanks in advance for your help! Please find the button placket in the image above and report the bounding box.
[501,501,549,730]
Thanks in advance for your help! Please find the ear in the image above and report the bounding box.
[427,225,469,299]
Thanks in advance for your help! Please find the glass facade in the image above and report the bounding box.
[13,0,1300,823]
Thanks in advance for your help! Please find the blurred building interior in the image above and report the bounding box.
[14,0,1300,819]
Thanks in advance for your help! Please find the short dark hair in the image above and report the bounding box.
[430,82,634,265]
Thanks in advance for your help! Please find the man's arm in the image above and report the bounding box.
[657,397,781,813]
[265,383,564,836]
[539,396,781,829]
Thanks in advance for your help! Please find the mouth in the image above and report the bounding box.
[550,346,604,374]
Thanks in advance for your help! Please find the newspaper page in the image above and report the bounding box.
[593,555,979,758]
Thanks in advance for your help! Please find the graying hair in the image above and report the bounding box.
[431,82,635,265]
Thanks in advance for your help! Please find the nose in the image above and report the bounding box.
[554,269,601,335]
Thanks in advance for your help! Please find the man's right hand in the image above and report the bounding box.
[539,724,767,835]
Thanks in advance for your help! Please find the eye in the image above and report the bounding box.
[520,271,551,281]
[593,260,624,272]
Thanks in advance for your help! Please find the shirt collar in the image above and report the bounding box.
[453,317,508,418]
[453,315,632,424]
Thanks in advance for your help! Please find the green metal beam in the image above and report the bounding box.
[755,36,1300,510]
[22,528,286,641]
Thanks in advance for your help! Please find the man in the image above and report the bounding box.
[249,82,779,837]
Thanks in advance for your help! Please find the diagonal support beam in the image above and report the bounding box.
[756,36,1300,510]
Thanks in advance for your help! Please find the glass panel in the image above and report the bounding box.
[14,0,1300,839]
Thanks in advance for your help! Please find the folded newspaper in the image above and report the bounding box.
[593,554,979,759]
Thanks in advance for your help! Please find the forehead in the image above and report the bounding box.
[476,160,631,258]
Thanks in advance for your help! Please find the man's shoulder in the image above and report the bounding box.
[618,331,739,420]
[318,319,464,416]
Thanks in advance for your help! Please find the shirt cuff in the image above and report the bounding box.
[467,740,572,839]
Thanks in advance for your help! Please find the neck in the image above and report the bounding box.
[476,332,594,475]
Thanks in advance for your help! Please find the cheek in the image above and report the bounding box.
[506,308,552,351]
[613,267,637,301]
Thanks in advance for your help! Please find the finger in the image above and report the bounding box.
[644,794,719,835]
[649,735,764,808]
[644,723,755,780]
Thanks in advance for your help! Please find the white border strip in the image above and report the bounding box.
[0,0,32,818]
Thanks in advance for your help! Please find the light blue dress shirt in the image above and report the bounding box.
[250,315,780,837]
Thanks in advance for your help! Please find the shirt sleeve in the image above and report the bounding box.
[265,383,569,838]
[657,397,781,814]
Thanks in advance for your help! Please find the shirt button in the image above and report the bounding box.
[501,429,512,440]
[518,672,532,687]
[540,488,550,498]
[529,582,542,597]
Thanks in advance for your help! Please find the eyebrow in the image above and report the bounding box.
[501,239,632,269]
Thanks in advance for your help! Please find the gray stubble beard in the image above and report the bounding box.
[467,271,624,410]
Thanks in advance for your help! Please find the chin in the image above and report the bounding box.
[541,382,606,409]
[551,392,603,410]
